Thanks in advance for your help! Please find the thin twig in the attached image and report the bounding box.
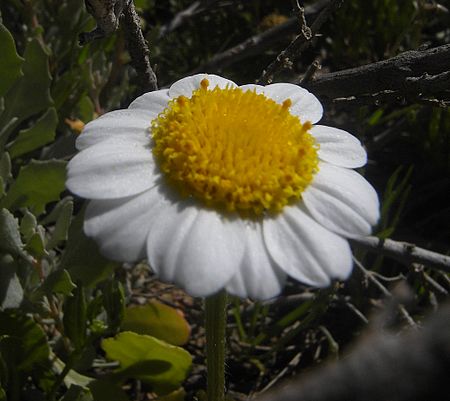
[350,236,450,273]
[191,0,330,74]
[300,58,322,84]
[258,0,344,84]
[353,258,417,329]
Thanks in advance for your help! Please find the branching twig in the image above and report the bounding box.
[191,0,330,74]
[350,236,450,273]
[258,0,344,84]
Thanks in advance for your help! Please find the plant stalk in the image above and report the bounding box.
[205,290,228,401]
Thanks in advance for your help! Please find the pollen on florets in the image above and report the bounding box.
[151,81,319,217]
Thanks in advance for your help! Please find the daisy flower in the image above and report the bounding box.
[66,74,379,300]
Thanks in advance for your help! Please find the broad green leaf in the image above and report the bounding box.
[63,285,87,351]
[0,23,23,98]
[1,159,66,215]
[0,208,24,256]
[0,255,23,309]
[0,38,52,145]
[0,310,50,371]
[122,302,190,346]
[88,379,128,401]
[8,107,58,158]
[41,269,76,296]
[102,331,192,395]
[60,210,118,287]
[47,199,73,249]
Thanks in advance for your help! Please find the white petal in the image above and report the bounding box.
[67,138,158,199]
[303,163,380,237]
[128,89,170,113]
[263,205,353,286]
[169,74,237,98]
[310,125,367,168]
[226,222,287,300]
[147,204,246,297]
[76,109,152,150]
[262,83,323,124]
[84,186,165,262]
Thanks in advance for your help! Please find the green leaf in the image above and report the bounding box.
[25,231,48,258]
[47,199,73,249]
[59,385,93,401]
[1,159,66,215]
[0,153,11,196]
[41,269,76,296]
[0,208,24,256]
[63,284,87,351]
[0,38,52,145]
[0,23,24,98]
[60,209,118,287]
[8,107,58,159]
[0,153,11,183]
[20,209,37,241]
[0,310,50,371]
[102,280,125,332]
[88,379,128,401]
[41,196,73,225]
[102,331,192,395]
[0,255,24,309]
[122,302,190,346]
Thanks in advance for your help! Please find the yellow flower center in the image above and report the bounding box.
[151,79,319,217]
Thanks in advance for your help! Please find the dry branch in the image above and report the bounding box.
[350,236,450,274]
[122,1,158,93]
[303,44,450,102]
[79,0,157,93]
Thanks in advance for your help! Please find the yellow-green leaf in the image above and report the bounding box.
[122,301,190,346]
[102,331,192,395]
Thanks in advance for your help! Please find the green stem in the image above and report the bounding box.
[205,290,228,401]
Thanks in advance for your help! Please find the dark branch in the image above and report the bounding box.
[122,1,158,93]
[302,44,450,102]
[79,0,157,93]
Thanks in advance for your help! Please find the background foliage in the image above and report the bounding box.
[0,0,449,400]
